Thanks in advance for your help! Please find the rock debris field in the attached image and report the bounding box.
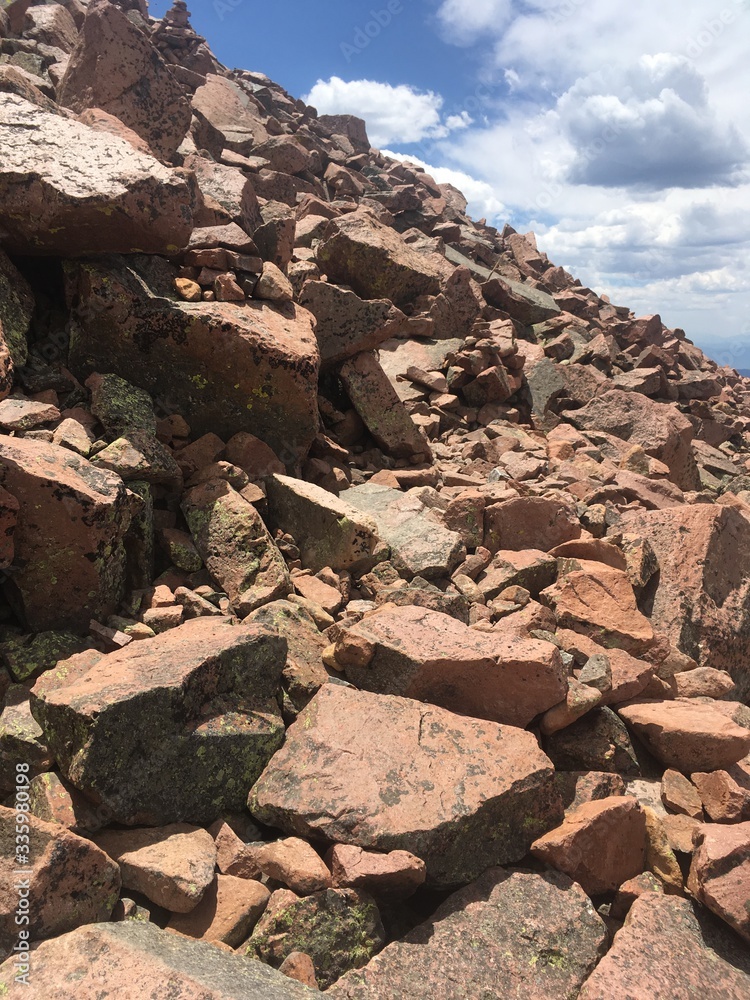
[1,2,750,998]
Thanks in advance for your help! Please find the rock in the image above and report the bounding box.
[326,845,426,900]
[544,707,641,776]
[483,497,581,553]
[255,262,294,304]
[167,874,270,947]
[531,796,646,895]
[0,95,193,255]
[0,685,53,793]
[482,275,561,324]
[568,389,700,490]
[688,821,750,942]
[476,548,557,600]
[0,920,316,998]
[26,772,102,832]
[0,806,120,955]
[87,372,157,436]
[674,667,736,699]
[245,887,384,990]
[692,759,750,823]
[0,250,33,378]
[265,475,379,572]
[192,74,269,154]
[249,684,563,888]
[225,432,285,478]
[618,699,750,772]
[250,837,331,895]
[0,485,17,569]
[620,505,750,700]
[342,483,464,579]
[328,869,606,1000]
[642,805,683,892]
[610,871,664,920]
[66,255,319,460]
[182,478,290,617]
[0,398,60,431]
[300,281,405,367]
[336,604,567,728]
[183,153,263,234]
[58,0,191,160]
[316,209,451,307]
[540,679,603,736]
[577,893,750,999]
[93,824,216,913]
[661,769,704,819]
[30,618,287,824]
[340,351,432,460]
[555,771,628,812]
[541,564,655,657]
[0,435,133,632]
[278,952,319,990]
[91,429,183,489]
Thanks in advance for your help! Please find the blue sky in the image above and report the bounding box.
[151,1,750,368]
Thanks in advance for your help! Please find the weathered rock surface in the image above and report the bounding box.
[328,869,606,1000]
[0,95,194,255]
[0,435,133,632]
[689,821,750,942]
[31,619,287,824]
[337,604,567,728]
[300,281,405,366]
[250,684,563,888]
[167,874,270,947]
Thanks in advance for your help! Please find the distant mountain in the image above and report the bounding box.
[739,370,750,378]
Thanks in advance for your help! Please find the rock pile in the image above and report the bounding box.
[1,1,750,996]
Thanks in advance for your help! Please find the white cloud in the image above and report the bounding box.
[305,77,473,147]
[436,0,514,47]
[382,150,506,221]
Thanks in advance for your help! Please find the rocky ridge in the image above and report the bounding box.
[1,1,750,996]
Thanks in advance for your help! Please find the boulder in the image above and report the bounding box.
[316,209,451,307]
[482,275,561,324]
[0,807,120,957]
[0,95,194,255]
[0,435,133,632]
[621,505,750,700]
[692,759,750,823]
[249,684,563,888]
[30,619,287,824]
[483,497,581,553]
[544,707,641,776]
[167,875,270,948]
[578,893,750,999]
[184,153,263,234]
[328,869,606,1000]
[0,920,316,998]
[246,600,329,711]
[688,821,750,942]
[58,0,191,160]
[326,845,426,900]
[249,837,332,895]
[300,281,406,367]
[65,255,319,459]
[0,686,53,794]
[181,478,290,617]
[618,699,750,772]
[531,796,647,895]
[336,604,567,728]
[567,389,700,490]
[191,74,269,154]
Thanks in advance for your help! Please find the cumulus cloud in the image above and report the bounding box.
[305,77,473,147]
[382,150,507,221]
[435,0,514,47]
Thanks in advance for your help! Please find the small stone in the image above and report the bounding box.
[326,845,426,900]
[247,837,332,895]
[279,952,319,990]
[661,769,704,820]
[255,261,294,303]
[167,874,270,947]
[174,277,202,302]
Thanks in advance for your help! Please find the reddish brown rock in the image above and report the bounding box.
[181,478,290,617]
[483,274,561,324]
[663,813,702,854]
[544,707,641,776]
[293,574,342,614]
[540,679,603,736]
[674,667,736,699]
[578,893,750,998]
[300,280,406,367]
[278,952,319,990]
[0,806,120,955]
[167,875,270,946]
[689,821,750,942]
[328,869,606,1000]
[692,759,750,823]
[531,796,647,895]
[66,255,319,458]
[58,0,191,160]
[316,209,451,307]
[184,153,263,235]
[326,845,426,899]
[610,871,664,920]
[249,837,331,895]
[192,74,269,154]
[0,484,18,569]
[337,604,567,728]
[476,548,557,599]
[0,95,193,255]
[0,434,133,632]
[0,920,315,998]
[483,496,581,553]
[618,699,750,772]
[661,768,704,819]
[542,563,655,656]
[568,389,700,490]
[555,771,628,812]
[250,684,563,888]
[224,432,285,478]
[621,505,750,700]
[94,824,216,913]
[31,618,286,825]
[27,772,103,832]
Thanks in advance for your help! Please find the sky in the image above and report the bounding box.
[151,0,750,369]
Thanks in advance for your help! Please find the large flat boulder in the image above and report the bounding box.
[328,869,606,1000]
[249,685,563,888]
[316,209,452,307]
[191,73,269,154]
[0,920,316,998]
[58,0,191,160]
[336,604,567,728]
[621,504,750,700]
[30,618,287,824]
[299,281,406,367]
[578,893,750,999]
[482,274,561,324]
[0,95,194,255]
[65,255,319,458]
[0,435,133,632]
